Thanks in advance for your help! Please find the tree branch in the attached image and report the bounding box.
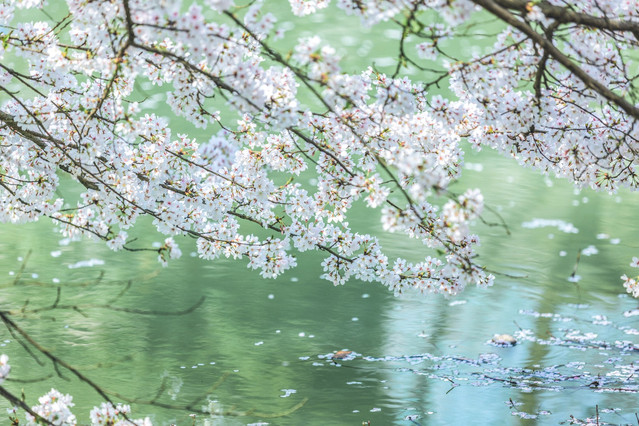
[494,0,639,39]
[472,0,639,120]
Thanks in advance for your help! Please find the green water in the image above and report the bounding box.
[2,3,639,425]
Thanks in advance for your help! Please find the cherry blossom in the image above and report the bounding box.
[3,0,639,422]
[26,389,77,425]
[89,402,151,426]
[0,355,151,424]
[289,0,330,16]
[1,0,638,309]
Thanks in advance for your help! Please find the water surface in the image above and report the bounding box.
[1,3,638,425]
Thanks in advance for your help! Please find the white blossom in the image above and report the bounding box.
[0,0,636,296]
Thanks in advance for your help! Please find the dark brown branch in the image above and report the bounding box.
[494,0,639,39]
[472,0,639,120]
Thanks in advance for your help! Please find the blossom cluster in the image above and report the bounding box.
[0,0,637,296]
[89,402,151,426]
[25,389,77,425]
[621,257,639,298]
